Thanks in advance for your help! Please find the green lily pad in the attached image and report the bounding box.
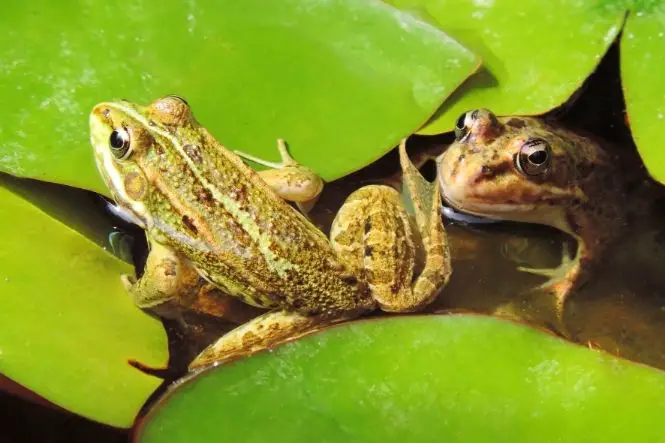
[0,0,478,196]
[384,0,625,134]
[0,179,168,428]
[136,315,665,443]
[621,5,665,184]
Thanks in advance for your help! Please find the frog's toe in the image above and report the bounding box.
[518,261,576,313]
[120,274,136,291]
[517,242,581,326]
[517,241,574,284]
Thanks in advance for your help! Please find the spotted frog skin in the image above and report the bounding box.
[437,109,625,326]
[90,95,450,369]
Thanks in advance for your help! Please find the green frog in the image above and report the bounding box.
[90,95,450,369]
[437,109,625,329]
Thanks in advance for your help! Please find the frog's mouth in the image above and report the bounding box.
[438,179,516,225]
[436,162,544,222]
[440,203,500,225]
[438,179,575,238]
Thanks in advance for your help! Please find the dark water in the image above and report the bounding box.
[3,39,665,440]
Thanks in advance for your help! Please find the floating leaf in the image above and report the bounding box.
[0,179,167,428]
[384,0,625,134]
[0,0,478,195]
[136,315,665,442]
[621,5,665,184]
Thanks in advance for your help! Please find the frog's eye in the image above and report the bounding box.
[454,110,479,141]
[515,138,551,176]
[109,127,132,159]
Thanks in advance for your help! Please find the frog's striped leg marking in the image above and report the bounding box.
[188,310,346,370]
[330,184,418,311]
[329,140,451,312]
[234,139,324,210]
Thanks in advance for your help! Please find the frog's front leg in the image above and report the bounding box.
[124,240,260,324]
[122,240,200,309]
[517,239,585,331]
[235,139,324,213]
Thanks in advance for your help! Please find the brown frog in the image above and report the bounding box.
[436,109,625,329]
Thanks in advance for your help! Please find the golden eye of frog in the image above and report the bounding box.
[437,109,625,326]
[89,95,451,368]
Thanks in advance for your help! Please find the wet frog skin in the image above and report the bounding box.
[437,109,625,329]
[90,95,450,368]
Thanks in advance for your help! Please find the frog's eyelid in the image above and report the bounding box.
[165,94,189,105]
[109,126,133,160]
[522,138,549,150]
[454,110,475,141]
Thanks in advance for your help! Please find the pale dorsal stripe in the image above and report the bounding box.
[104,102,296,277]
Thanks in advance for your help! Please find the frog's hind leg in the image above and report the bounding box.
[234,139,324,213]
[188,310,343,370]
[328,140,451,312]
[330,184,418,311]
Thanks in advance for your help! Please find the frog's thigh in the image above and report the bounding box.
[330,185,424,312]
[123,241,198,309]
[189,310,334,370]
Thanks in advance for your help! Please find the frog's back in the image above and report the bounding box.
[146,128,371,315]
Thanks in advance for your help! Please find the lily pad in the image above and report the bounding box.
[621,5,665,184]
[0,179,168,428]
[136,315,665,443]
[384,0,625,134]
[0,0,478,196]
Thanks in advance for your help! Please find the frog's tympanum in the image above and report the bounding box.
[90,95,451,369]
[437,109,625,327]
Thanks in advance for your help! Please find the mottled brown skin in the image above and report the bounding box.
[437,109,624,324]
[90,96,450,368]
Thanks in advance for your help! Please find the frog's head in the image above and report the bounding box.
[89,95,197,228]
[437,109,588,235]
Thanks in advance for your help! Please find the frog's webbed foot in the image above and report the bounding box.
[398,139,452,309]
[518,240,574,279]
[189,310,341,370]
[517,241,581,332]
[234,139,324,213]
